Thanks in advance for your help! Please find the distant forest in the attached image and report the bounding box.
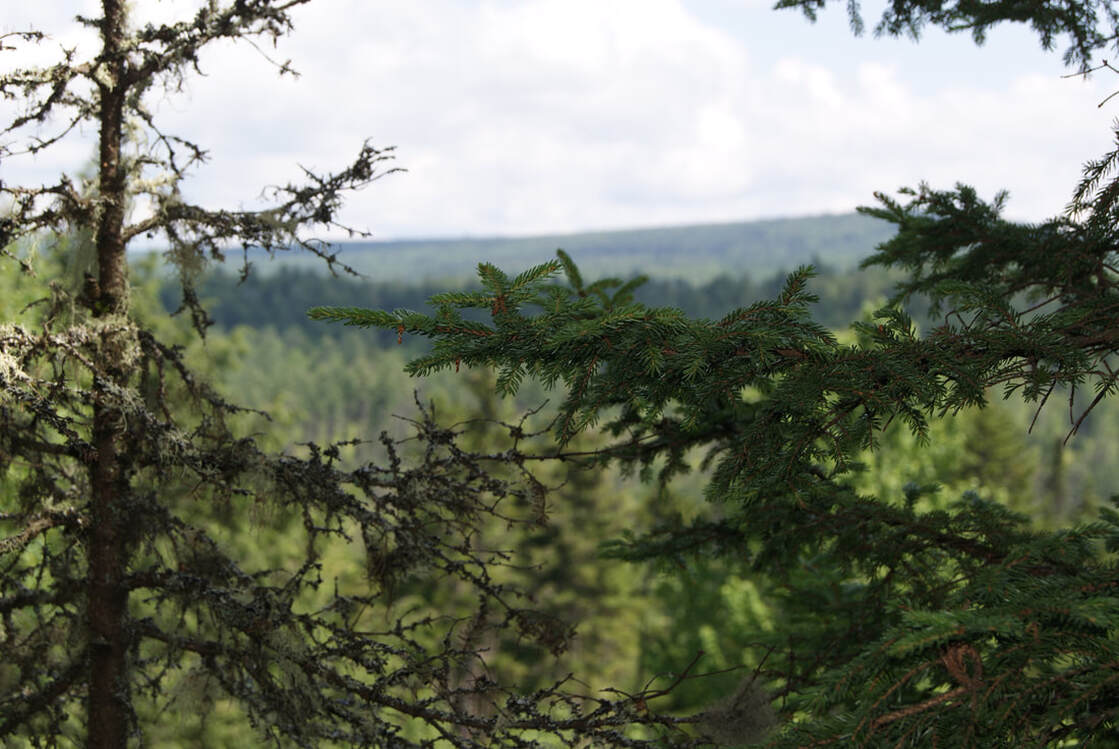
[161,259,930,346]
[149,246,1119,531]
[208,211,897,283]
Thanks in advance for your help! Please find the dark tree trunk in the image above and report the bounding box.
[88,1,132,745]
[93,0,129,319]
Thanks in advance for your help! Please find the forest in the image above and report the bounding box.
[220,212,896,284]
[8,241,1119,744]
[168,255,1119,519]
[6,0,1119,746]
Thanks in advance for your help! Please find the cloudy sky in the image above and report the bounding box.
[2,0,1117,241]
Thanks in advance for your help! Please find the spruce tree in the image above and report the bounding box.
[312,0,1119,743]
[0,3,684,746]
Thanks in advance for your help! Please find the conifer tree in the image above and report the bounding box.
[0,3,687,746]
[312,0,1119,743]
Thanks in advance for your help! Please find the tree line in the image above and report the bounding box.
[163,260,928,343]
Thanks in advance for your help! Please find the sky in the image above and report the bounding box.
[2,0,1118,241]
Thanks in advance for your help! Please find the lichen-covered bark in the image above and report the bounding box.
[88,1,132,745]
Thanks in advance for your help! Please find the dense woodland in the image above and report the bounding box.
[223,212,895,285]
[7,0,1119,745]
[163,253,921,343]
[10,238,1119,745]
[9,242,1119,745]
[154,252,1119,734]
[165,256,1119,524]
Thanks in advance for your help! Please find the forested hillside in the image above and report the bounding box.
[151,249,1119,731]
[182,211,896,284]
[8,231,1119,745]
[9,227,1119,745]
[164,256,927,343]
[159,255,1119,521]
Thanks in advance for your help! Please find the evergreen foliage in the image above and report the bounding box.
[311,209,1119,745]
[311,4,1119,745]
[0,4,690,746]
[776,0,1119,69]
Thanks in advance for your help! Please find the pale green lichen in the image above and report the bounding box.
[0,324,31,396]
[74,314,142,373]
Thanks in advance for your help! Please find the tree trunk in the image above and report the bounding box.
[88,1,131,745]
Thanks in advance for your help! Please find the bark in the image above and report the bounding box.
[88,1,132,746]
[93,0,129,319]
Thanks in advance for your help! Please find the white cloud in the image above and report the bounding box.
[2,0,1117,241]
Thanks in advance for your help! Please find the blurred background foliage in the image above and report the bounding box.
[5,225,1115,744]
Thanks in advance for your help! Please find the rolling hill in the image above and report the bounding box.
[207,211,897,284]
